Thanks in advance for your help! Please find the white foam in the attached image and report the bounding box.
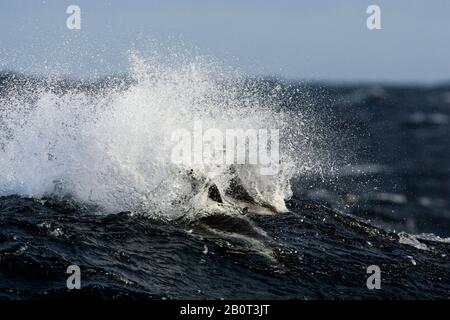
[0,50,321,219]
[398,231,450,251]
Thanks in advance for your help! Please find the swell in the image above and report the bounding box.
[1,195,449,299]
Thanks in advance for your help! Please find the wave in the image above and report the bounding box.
[0,50,325,219]
[398,231,450,251]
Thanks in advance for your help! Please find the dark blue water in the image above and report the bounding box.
[1,196,449,299]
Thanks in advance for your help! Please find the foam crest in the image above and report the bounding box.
[0,51,318,218]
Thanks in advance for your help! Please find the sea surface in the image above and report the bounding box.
[0,66,449,299]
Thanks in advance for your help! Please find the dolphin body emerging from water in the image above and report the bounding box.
[186,166,287,215]
[207,176,282,214]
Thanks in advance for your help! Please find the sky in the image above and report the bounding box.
[0,0,449,83]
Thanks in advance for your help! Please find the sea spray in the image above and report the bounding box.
[0,50,323,218]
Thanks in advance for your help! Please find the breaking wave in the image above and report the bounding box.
[0,50,325,219]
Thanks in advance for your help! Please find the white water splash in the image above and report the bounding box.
[0,50,322,219]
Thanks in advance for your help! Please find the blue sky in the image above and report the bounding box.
[0,0,449,83]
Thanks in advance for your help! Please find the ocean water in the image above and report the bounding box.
[0,54,449,299]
